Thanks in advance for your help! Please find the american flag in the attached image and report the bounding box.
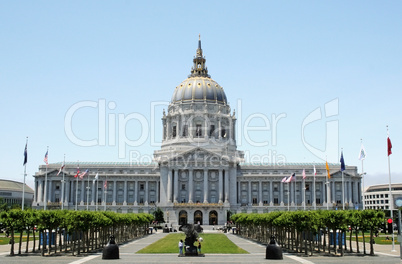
[44,150,48,165]
[78,169,89,179]
[302,169,306,179]
[104,180,108,189]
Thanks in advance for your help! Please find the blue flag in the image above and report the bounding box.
[23,142,27,166]
[340,151,345,171]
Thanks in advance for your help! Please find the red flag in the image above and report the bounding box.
[74,165,80,178]
[388,137,392,156]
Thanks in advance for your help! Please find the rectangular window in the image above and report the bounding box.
[140,184,144,190]
[182,184,186,190]
[209,125,215,137]
[196,124,202,137]
[172,126,177,138]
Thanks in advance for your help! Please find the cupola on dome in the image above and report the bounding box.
[171,36,227,105]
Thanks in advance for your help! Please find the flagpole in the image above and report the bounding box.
[95,173,98,211]
[104,178,107,211]
[387,126,395,252]
[360,139,365,210]
[86,172,90,210]
[44,146,49,211]
[341,148,345,210]
[61,154,65,210]
[313,163,316,210]
[303,176,306,211]
[22,137,28,210]
[294,177,297,210]
[287,183,290,211]
[75,160,79,211]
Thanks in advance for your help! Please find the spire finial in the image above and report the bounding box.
[189,35,210,78]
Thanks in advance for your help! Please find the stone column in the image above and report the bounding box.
[331,180,335,204]
[65,179,70,204]
[348,180,352,204]
[353,180,359,204]
[37,180,42,203]
[259,181,263,206]
[218,119,222,139]
[80,180,85,205]
[312,177,316,206]
[167,119,171,139]
[167,170,172,203]
[248,181,251,205]
[156,180,159,204]
[134,180,138,205]
[173,170,178,203]
[48,180,52,203]
[290,181,294,205]
[280,182,284,205]
[323,181,326,204]
[123,180,127,205]
[102,180,106,204]
[218,169,223,203]
[269,180,273,205]
[204,117,208,139]
[112,181,117,206]
[224,169,229,203]
[203,169,208,203]
[145,180,149,205]
[91,179,96,205]
[188,169,194,203]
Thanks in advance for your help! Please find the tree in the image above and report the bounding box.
[153,207,164,223]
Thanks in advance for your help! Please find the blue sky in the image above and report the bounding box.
[1,1,401,190]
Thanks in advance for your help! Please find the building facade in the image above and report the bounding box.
[364,183,402,210]
[0,179,34,208]
[33,38,362,226]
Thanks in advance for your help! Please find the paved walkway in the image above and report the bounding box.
[0,231,401,264]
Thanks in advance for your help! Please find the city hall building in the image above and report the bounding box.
[32,38,362,226]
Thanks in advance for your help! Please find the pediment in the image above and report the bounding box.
[169,147,224,163]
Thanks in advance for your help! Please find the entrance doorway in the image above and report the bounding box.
[194,210,203,225]
[209,210,218,225]
[179,210,187,225]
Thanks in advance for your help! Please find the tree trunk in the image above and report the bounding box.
[25,229,30,253]
[355,229,360,253]
[369,229,374,256]
[362,230,366,255]
[48,229,52,255]
[349,229,353,252]
[18,230,23,254]
[10,228,15,256]
[32,228,36,253]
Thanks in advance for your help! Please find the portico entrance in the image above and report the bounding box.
[209,210,218,225]
[194,210,203,225]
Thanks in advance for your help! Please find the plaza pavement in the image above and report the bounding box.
[0,229,401,264]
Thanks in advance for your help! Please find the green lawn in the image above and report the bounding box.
[0,231,39,245]
[345,232,398,245]
[137,233,249,254]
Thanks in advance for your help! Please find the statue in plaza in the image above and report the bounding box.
[179,223,203,256]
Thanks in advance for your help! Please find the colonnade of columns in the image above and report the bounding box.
[34,177,159,207]
[237,178,360,206]
[167,168,230,204]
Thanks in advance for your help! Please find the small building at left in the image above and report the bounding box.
[0,179,34,208]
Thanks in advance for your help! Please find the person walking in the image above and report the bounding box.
[178,239,184,256]
[197,240,201,254]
